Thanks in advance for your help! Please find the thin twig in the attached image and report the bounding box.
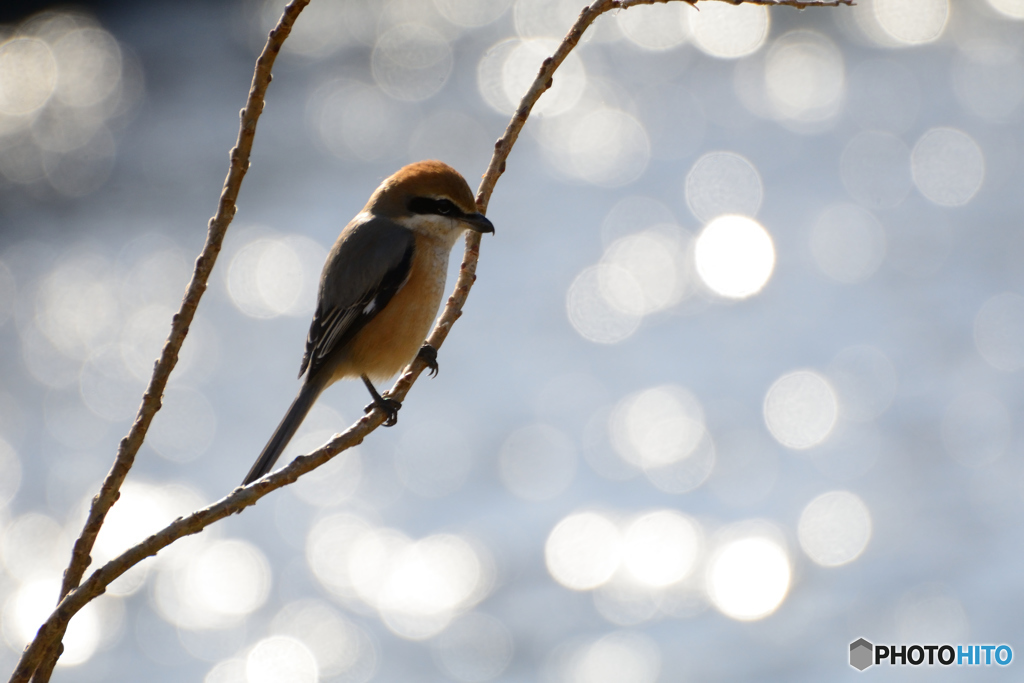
[376,0,850,397]
[715,0,852,5]
[389,0,612,395]
[9,416,372,683]
[622,0,853,5]
[10,0,849,680]
[17,2,310,682]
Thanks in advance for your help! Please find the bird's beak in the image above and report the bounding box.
[462,212,495,234]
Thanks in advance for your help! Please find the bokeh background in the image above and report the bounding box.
[1,0,1023,681]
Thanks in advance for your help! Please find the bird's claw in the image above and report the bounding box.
[418,343,439,377]
[364,395,401,427]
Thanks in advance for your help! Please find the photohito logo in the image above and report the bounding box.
[849,638,1013,671]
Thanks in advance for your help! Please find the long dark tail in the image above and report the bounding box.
[242,381,323,486]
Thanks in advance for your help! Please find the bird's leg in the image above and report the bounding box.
[361,374,401,426]
[417,343,439,377]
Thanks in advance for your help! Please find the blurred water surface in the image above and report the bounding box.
[1,1,1022,681]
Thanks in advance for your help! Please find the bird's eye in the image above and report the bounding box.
[409,196,462,217]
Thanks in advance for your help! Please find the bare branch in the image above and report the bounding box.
[378,0,850,397]
[17,2,310,682]
[10,413,377,683]
[622,0,853,6]
[388,0,861,390]
[721,0,853,6]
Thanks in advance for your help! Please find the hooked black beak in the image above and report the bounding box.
[463,212,495,234]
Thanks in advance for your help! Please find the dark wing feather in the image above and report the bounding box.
[299,216,415,380]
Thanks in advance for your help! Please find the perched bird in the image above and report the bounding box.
[242,160,494,485]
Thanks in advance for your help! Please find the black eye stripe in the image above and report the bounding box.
[408,197,463,217]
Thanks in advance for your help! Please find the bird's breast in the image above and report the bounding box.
[338,233,450,382]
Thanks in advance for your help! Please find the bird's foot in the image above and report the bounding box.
[361,374,401,426]
[364,395,401,426]
[418,343,439,377]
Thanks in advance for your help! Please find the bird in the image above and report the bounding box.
[242,160,494,486]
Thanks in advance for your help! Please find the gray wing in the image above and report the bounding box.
[299,215,416,380]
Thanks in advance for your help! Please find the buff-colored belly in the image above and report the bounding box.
[331,234,448,383]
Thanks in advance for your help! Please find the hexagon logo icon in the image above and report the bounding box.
[850,638,873,671]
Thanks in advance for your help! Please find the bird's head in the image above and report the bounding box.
[365,160,495,244]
